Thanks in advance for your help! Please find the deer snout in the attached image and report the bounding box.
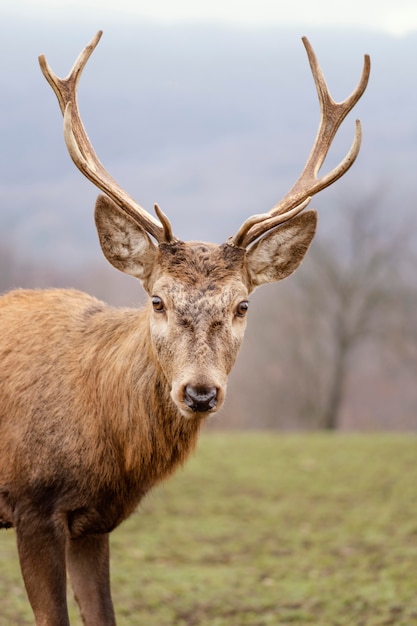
[184,384,218,413]
[171,375,226,417]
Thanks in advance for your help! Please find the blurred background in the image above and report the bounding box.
[1,0,416,430]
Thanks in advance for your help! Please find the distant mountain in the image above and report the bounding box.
[0,16,416,267]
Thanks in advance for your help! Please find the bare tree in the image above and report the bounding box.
[283,192,416,429]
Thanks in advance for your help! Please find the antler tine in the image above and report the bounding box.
[38,31,172,244]
[231,37,371,248]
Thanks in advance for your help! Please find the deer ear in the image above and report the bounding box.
[94,195,157,280]
[246,210,317,288]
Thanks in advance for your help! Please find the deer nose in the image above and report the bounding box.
[184,384,218,413]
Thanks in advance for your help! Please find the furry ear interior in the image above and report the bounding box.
[246,210,317,288]
[94,195,157,281]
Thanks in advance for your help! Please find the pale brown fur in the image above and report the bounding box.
[0,195,316,626]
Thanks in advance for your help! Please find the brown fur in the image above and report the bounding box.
[0,198,316,625]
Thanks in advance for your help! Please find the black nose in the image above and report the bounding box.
[184,385,218,413]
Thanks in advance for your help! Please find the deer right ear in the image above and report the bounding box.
[245,210,317,288]
[94,195,157,280]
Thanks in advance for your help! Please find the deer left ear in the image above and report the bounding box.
[246,210,317,288]
[94,195,157,281]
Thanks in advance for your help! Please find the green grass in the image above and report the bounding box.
[1,433,417,625]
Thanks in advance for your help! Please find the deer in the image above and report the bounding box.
[0,31,370,626]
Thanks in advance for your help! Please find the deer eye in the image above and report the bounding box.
[151,296,165,312]
[235,300,249,318]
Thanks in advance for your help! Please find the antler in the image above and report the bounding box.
[230,37,371,248]
[38,31,175,244]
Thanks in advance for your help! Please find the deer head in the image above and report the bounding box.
[38,31,370,417]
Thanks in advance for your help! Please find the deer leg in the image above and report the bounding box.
[15,511,70,626]
[66,533,116,626]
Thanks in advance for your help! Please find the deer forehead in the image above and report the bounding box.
[150,241,249,293]
[148,241,248,317]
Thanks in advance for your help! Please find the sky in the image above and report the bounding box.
[4,0,417,36]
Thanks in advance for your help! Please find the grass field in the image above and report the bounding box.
[1,433,417,625]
